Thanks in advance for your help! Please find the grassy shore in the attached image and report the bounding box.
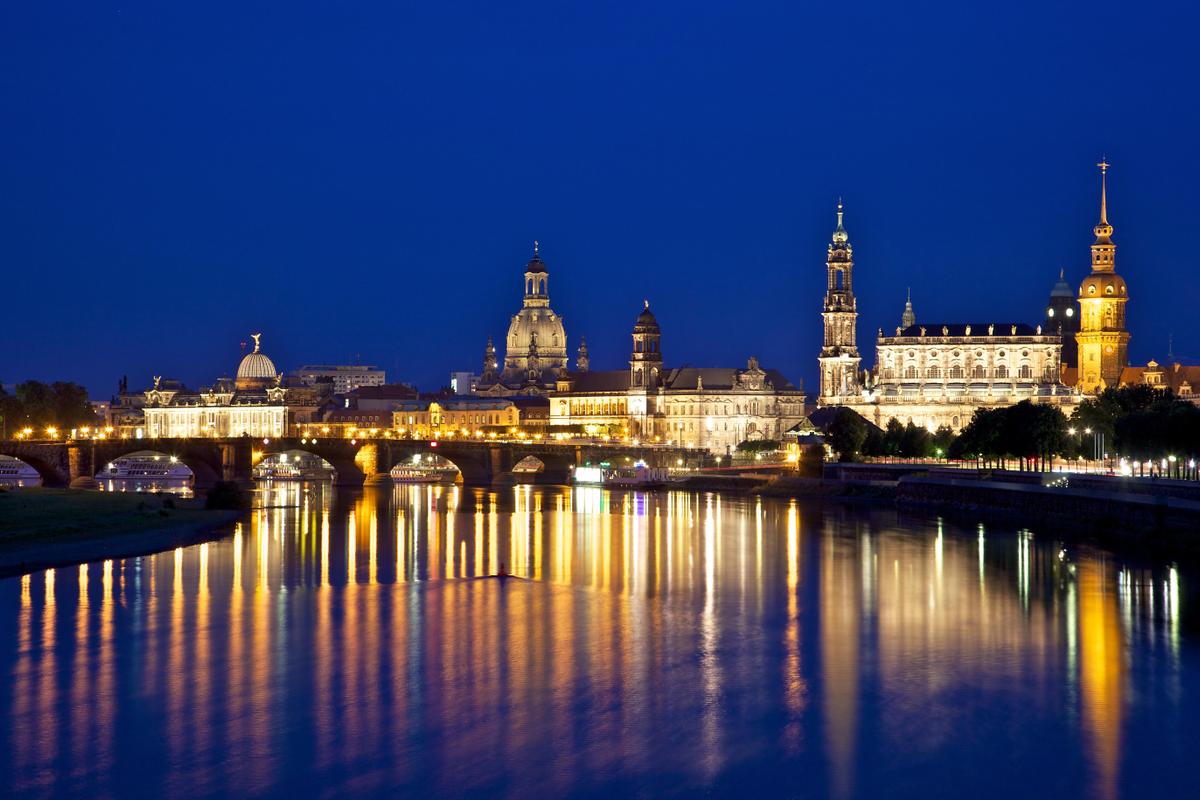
[0,488,242,578]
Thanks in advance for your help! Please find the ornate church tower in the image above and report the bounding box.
[576,337,590,373]
[630,301,662,389]
[901,288,916,329]
[1075,160,1130,393]
[817,201,861,403]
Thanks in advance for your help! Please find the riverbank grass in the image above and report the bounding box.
[0,488,241,577]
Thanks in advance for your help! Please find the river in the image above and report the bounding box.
[1,483,1193,798]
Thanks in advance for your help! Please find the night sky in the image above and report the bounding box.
[3,2,1198,398]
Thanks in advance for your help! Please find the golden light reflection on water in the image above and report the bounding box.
[0,484,1188,796]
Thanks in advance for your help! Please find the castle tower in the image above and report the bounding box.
[1046,268,1080,368]
[901,287,916,330]
[1075,161,1130,392]
[576,337,590,373]
[481,336,498,382]
[630,301,662,389]
[817,201,861,403]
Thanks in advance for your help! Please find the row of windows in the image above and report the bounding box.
[887,364,1045,380]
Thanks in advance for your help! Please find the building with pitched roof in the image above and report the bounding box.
[550,302,806,453]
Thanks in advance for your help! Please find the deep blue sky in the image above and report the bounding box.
[3,2,1198,398]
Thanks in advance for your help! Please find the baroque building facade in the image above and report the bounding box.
[550,303,806,454]
[142,334,320,438]
[814,202,1080,431]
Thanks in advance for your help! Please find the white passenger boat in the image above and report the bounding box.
[573,462,669,489]
[0,455,42,487]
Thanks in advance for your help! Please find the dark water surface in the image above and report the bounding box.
[1,483,1193,798]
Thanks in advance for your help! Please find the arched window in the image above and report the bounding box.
[971,363,985,379]
[996,364,1008,379]
[904,364,918,379]
[927,365,941,379]
[950,364,964,379]
[1018,363,1033,379]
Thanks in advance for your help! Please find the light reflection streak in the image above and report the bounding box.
[0,484,1189,797]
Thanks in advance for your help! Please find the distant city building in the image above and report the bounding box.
[476,243,569,395]
[293,364,386,394]
[550,303,807,453]
[815,203,1079,431]
[448,371,480,395]
[89,400,112,426]
[342,383,419,411]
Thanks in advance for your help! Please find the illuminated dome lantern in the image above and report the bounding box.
[236,332,278,389]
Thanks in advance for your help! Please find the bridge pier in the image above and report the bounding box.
[67,444,101,489]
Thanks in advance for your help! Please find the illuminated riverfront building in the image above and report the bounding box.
[816,202,1080,431]
[142,333,320,438]
[475,242,570,396]
[550,302,807,452]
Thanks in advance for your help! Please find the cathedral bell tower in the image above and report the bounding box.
[1075,160,1130,393]
[630,301,662,389]
[817,201,861,403]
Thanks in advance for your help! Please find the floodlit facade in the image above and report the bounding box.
[142,333,293,438]
[814,202,1080,432]
[550,303,807,453]
[1074,160,1131,393]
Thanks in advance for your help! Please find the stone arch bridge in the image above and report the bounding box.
[0,437,706,488]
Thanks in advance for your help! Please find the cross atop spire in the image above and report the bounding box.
[533,239,539,256]
[1097,157,1110,225]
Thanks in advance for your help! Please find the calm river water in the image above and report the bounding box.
[1,483,1194,798]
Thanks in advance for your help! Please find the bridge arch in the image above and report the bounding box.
[252,449,337,481]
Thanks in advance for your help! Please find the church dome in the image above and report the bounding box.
[1050,270,1074,298]
[506,308,567,360]
[634,301,660,333]
[236,333,277,387]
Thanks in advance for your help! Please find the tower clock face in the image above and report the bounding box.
[1105,346,1114,354]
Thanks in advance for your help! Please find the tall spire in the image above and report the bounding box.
[901,288,916,329]
[832,199,848,245]
[1097,158,1109,225]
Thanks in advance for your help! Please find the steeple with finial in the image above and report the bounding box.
[576,337,590,373]
[901,287,916,329]
[1091,159,1115,269]
[818,199,861,402]
[1076,158,1130,392]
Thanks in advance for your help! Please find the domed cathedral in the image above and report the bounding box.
[1045,268,1080,368]
[1074,160,1131,392]
[817,201,863,405]
[476,242,570,396]
[550,301,807,454]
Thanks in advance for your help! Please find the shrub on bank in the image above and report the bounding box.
[205,481,248,510]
